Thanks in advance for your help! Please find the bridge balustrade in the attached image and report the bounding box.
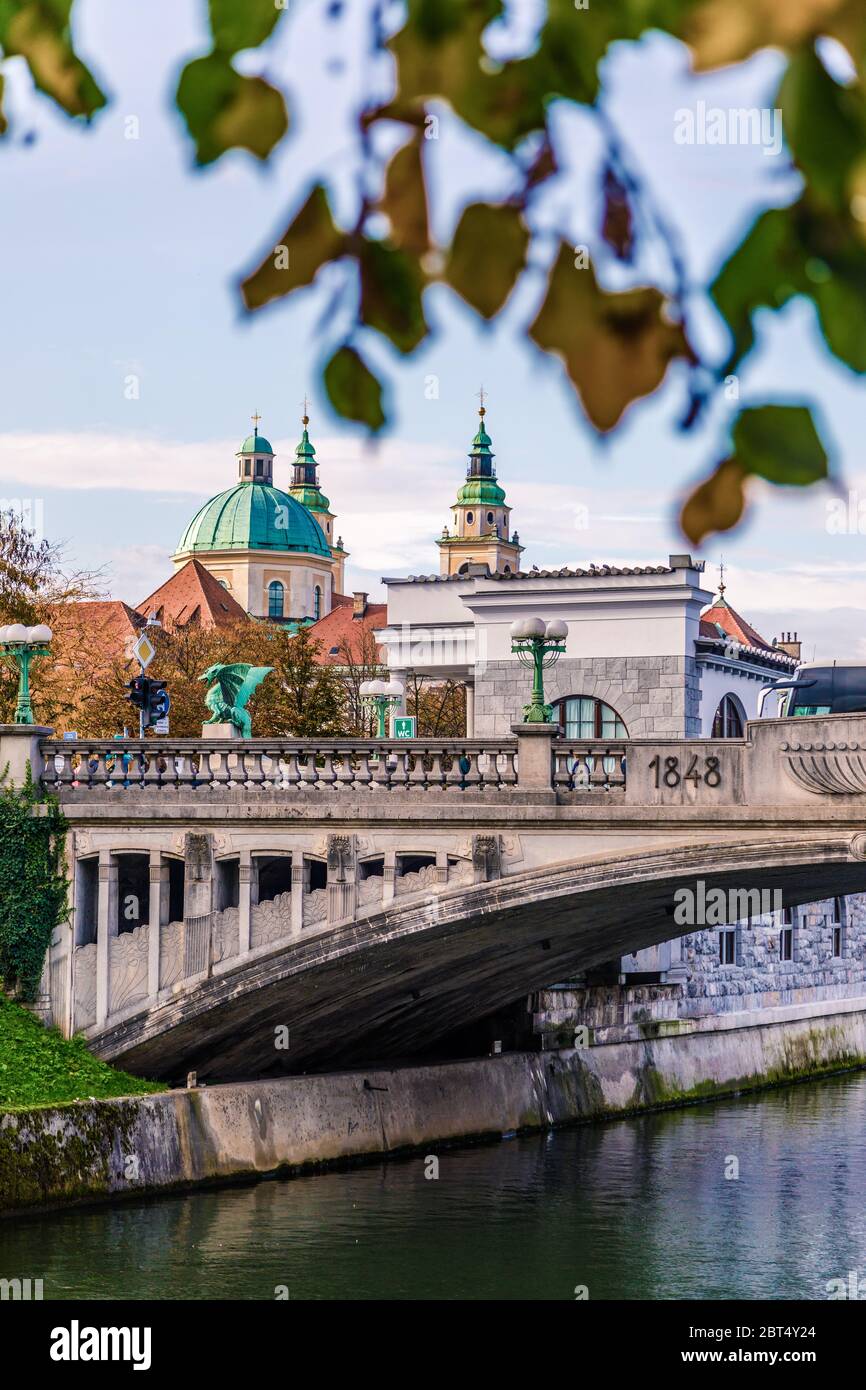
[38,739,547,795]
[552,744,628,791]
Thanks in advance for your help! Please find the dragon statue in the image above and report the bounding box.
[200,663,273,737]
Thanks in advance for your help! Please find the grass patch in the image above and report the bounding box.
[0,992,164,1111]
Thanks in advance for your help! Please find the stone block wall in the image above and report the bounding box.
[473,655,701,738]
[679,896,866,1017]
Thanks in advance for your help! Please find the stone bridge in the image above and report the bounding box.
[9,714,866,1080]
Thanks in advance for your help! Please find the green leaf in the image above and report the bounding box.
[778,48,866,215]
[379,132,429,256]
[240,184,348,311]
[208,0,284,55]
[359,239,428,353]
[0,0,107,118]
[710,208,807,374]
[446,202,529,319]
[731,403,828,485]
[529,243,694,431]
[682,0,866,75]
[323,346,387,431]
[176,51,288,165]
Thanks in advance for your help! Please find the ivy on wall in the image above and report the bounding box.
[0,766,68,1002]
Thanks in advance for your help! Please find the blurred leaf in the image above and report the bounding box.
[359,238,428,352]
[176,51,287,165]
[778,47,866,214]
[0,0,107,118]
[712,198,866,374]
[529,244,694,431]
[600,163,634,261]
[683,0,866,74]
[208,0,284,54]
[241,183,347,311]
[379,132,429,255]
[0,73,7,135]
[732,403,828,484]
[710,208,807,373]
[324,346,387,431]
[446,202,529,318]
[680,458,747,545]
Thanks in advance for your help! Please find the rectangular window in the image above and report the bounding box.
[780,905,793,925]
[780,927,793,962]
[718,929,736,965]
[832,896,843,923]
[833,925,843,958]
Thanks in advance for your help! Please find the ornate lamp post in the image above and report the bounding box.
[510,617,568,723]
[0,623,53,724]
[360,678,405,738]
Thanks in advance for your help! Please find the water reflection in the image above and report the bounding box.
[3,1071,866,1300]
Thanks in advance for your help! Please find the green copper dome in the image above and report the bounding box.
[456,476,506,505]
[176,481,330,557]
[239,432,273,454]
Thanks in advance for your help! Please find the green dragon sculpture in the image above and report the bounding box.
[200,663,273,737]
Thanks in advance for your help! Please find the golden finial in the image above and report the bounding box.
[300,394,310,427]
[476,384,486,418]
[251,410,262,433]
[718,555,726,598]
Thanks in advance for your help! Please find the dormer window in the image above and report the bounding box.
[255,458,264,477]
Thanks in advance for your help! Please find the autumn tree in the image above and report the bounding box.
[2,0,852,542]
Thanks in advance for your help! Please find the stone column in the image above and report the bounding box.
[147,850,164,1001]
[465,683,475,737]
[0,724,53,788]
[383,849,397,906]
[96,850,118,1027]
[512,722,557,791]
[665,934,689,987]
[238,849,252,955]
[327,835,357,924]
[291,855,304,935]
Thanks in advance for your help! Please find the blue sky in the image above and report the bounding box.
[1,0,865,658]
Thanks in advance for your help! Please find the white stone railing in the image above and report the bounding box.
[39,737,528,792]
[553,744,628,792]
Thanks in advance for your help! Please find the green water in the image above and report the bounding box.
[4,1071,866,1300]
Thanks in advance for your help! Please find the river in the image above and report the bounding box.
[4,1070,866,1300]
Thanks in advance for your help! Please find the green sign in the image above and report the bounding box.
[392,715,416,739]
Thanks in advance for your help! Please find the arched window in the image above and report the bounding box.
[268,580,284,619]
[313,584,322,620]
[555,696,627,739]
[712,693,744,738]
[466,511,474,525]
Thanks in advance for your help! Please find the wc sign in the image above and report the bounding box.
[391,716,416,739]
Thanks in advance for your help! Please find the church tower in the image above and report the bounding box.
[437,400,523,577]
[288,410,348,594]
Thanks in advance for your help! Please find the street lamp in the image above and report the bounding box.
[510,617,568,724]
[360,678,404,738]
[0,623,53,724]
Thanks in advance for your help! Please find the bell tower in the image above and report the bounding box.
[288,406,348,594]
[437,395,523,576]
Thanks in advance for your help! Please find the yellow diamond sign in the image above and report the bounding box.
[133,633,156,669]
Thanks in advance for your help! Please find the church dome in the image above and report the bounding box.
[176,481,331,558]
[456,477,506,505]
[239,432,273,455]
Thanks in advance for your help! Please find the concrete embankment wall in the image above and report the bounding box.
[3,1003,866,1215]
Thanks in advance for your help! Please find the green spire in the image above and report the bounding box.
[290,410,330,513]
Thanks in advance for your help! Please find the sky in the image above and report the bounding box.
[1,0,866,659]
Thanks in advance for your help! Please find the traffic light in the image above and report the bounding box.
[124,675,149,711]
[147,680,170,726]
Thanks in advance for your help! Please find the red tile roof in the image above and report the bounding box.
[700,598,774,652]
[307,594,388,664]
[135,559,249,630]
[50,600,146,658]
